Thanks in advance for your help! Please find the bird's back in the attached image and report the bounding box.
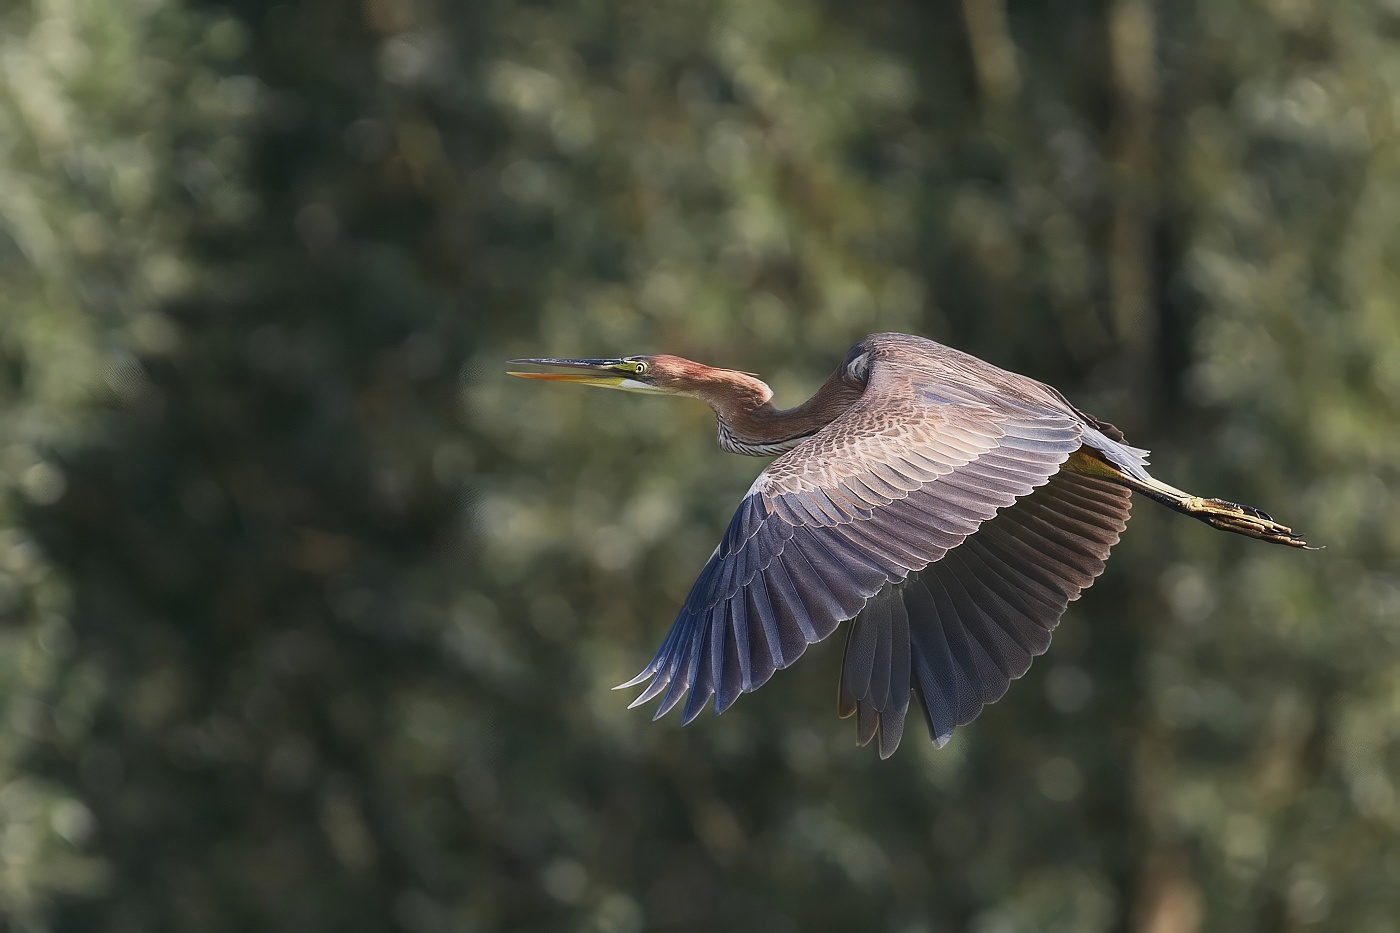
[844,333,1152,480]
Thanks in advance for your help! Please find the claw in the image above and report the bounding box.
[1187,497,1314,549]
[1203,498,1274,522]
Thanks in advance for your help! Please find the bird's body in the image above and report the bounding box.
[510,334,1308,756]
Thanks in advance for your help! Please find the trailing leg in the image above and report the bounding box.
[1063,448,1311,548]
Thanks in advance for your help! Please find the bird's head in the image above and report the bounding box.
[507,355,671,394]
[508,355,770,404]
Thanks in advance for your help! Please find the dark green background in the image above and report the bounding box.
[2,0,1397,930]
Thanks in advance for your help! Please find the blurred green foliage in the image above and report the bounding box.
[1,0,1398,930]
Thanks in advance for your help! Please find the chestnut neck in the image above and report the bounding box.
[690,368,861,456]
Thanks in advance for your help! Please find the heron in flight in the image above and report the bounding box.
[510,334,1308,757]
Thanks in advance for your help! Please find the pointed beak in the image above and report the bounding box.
[507,358,665,393]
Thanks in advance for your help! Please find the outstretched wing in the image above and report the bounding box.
[841,469,1130,757]
[618,356,1090,727]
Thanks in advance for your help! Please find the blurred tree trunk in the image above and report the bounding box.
[1109,0,1161,402]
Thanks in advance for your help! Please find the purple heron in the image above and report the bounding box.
[510,334,1308,757]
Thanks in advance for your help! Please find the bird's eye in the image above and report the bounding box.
[632,360,649,375]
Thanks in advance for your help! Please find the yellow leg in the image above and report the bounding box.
[1063,448,1312,549]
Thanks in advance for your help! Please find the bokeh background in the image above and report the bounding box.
[1,0,1398,929]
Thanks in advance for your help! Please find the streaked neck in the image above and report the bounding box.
[704,370,861,457]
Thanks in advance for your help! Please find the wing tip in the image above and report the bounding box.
[614,670,652,690]
[680,701,707,727]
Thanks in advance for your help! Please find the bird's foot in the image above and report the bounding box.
[1184,497,1314,549]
